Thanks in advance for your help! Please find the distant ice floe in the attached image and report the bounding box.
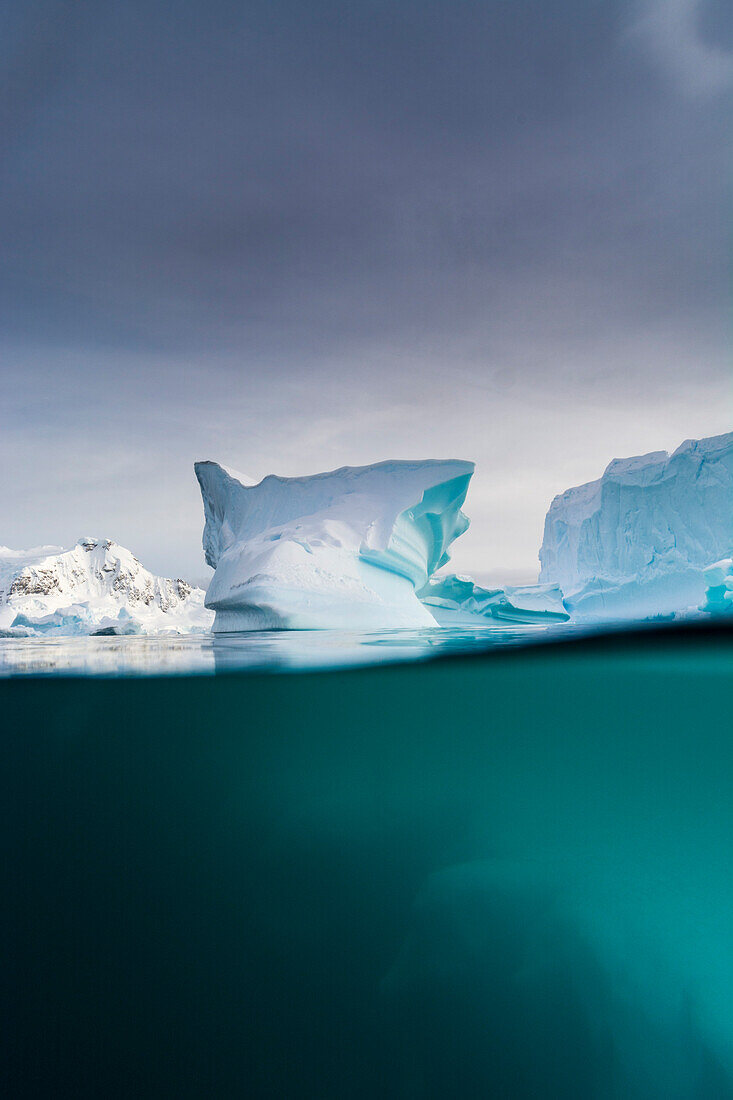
[701,559,733,617]
[418,574,569,625]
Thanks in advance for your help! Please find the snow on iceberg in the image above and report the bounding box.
[195,459,474,630]
[418,574,569,625]
[700,559,733,617]
[539,432,733,620]
[0,538,212,636]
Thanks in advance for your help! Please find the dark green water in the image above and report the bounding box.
[2,627,732,1097]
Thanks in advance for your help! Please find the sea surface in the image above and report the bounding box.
[0,622,578,677]
[2,622,732,1097]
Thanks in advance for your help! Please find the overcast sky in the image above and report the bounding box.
[1,0,731,581]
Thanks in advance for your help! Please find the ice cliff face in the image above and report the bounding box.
[0,538,212,635]
[195,459,474,630]
[539,432,733,619]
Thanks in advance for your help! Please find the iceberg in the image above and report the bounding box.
[195,458,474,630]
[701,559,733,617]
[418,574,569,625]
[0,538,212,636]
[539,432,733,620]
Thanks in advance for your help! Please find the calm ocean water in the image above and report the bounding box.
[0,622,576,677]
[2,623,732,1097]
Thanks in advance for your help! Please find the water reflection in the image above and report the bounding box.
[0,622,583,677]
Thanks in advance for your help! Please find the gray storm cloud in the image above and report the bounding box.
[0,0,730,579]
[634,0,733,97]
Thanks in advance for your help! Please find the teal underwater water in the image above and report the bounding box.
[2,625,732,1097]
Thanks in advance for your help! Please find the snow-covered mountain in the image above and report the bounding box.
[0,538,213,636]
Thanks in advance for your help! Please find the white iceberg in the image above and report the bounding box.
[0,538,212,636]
[418,574,569,625]
[700,558,733,617]
[539,432,733,620]
[195,458,474,630]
